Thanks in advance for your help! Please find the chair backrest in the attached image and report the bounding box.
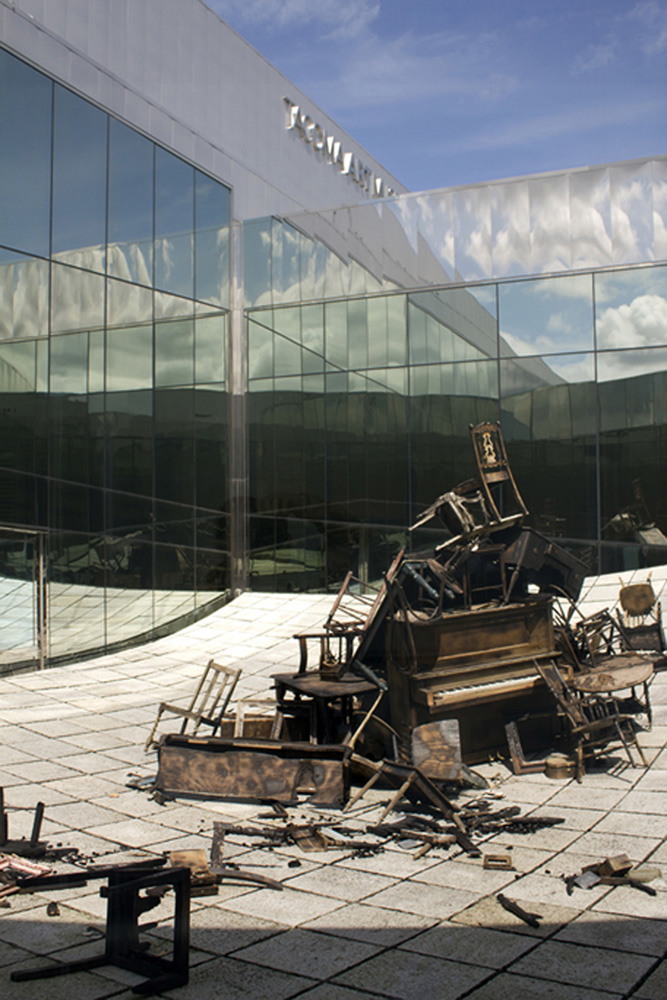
[619,582,657,618]
[469,421,529,525]
[535,659,588,728]
[186,659,241,734]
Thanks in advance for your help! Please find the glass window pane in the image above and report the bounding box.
[248,317,273,380]
[0,251,49,340]
[195,171,230,306]
[0,51,52,257]
[50,332,88,394]
[108,118,154,285]
[52,85,107,271]
[155,148,194,298]
[51,263,105,335]
[243,218,272,309]
[599,350,667,572]
[155,317,194,387]
[106,324,153,391]
[499,274,594,356]
[195,309,226,385]
[107,276,153,330]
[0,340,36,392]
[595,265,667,350]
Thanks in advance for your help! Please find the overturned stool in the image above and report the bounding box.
[12,861,190,995]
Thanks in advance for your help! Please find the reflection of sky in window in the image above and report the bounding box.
[539,353,595,384]
[499,274,593,355]
[597,347,667,382]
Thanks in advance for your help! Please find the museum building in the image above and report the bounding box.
[1,0,666,667]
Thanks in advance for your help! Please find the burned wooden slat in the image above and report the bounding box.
[496,893,542,928]
[156,735,349,807]
[504,721,546,775]
[410,720,462,782]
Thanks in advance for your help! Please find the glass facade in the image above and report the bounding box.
[0,49,231,663]
[246,258,667,589]
[1,42,666,665]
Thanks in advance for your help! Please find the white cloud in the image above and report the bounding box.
[317,30,518,110]
[442,99,666,154]
[573,36,618,74]
[597,294,667,350]
[627,0,667,54]
[208,0,380,39]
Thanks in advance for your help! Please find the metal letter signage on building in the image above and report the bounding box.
[284,98,395,198]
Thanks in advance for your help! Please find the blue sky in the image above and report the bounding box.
[207,0,666,193]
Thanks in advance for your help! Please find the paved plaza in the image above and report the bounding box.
[0,570,666,999]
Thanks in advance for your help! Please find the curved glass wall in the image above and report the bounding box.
[247,261,667,589]
[0,48,231,664]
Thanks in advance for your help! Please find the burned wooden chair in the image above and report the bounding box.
[412,422,528,553]
[145,659,241,750]
[535,659,647,781]
[615,581,666,663]
[570,609,654,727]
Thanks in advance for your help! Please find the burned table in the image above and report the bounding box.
[11,861,190,995]
[272,671,377,745]
[572,654,654,726]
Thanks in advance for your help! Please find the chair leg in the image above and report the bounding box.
[144,707,164,751]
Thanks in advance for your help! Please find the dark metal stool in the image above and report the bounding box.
[11,861,190,995]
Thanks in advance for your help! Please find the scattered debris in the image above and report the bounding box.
[564,856,661,896]
[484,853,514,870]
[496,893,542,928]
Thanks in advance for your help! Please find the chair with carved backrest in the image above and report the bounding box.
[615,581,666,662]
[145,659,241,750]
[535,659,647,781]
[469,421,529,528]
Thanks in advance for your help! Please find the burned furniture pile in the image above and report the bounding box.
[150,421,659,803]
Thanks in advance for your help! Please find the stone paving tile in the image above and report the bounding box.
[58,730,131,751]
[224,886,346,926]
[1,759,82,782]
[3,967,124,999]
[362,882,479,921]
[508,939,656,995]
[290,986,383,1000]
[399,922,536,968]
[150,904,289,955]
[410,859,516,894]
[500,872,599,910]
[591,884,667,921]
[151,953,317,1000]
[464,971,623,999]
[632,959,667,999]
[526,801,606,843]
[42,773,127,800]
[333,948,491,1000]
[302,902,437,946]
[589,810,667,839]
[617,789,667,813]
[232,926,382,979]
[554,909,667,956]
[335,846,448,880]
[0,903,101,952]
[571,829,662,861]
[44,800,138,831]
[450,895,579,937]
[467,841,555,874]
[548,784,630,811]
[281,864,398,902]
[48,751,130,775]
[83,816,182,848]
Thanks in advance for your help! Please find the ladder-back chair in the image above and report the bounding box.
[145,659,241,750]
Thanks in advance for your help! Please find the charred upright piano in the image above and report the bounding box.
[385,597,559,761]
